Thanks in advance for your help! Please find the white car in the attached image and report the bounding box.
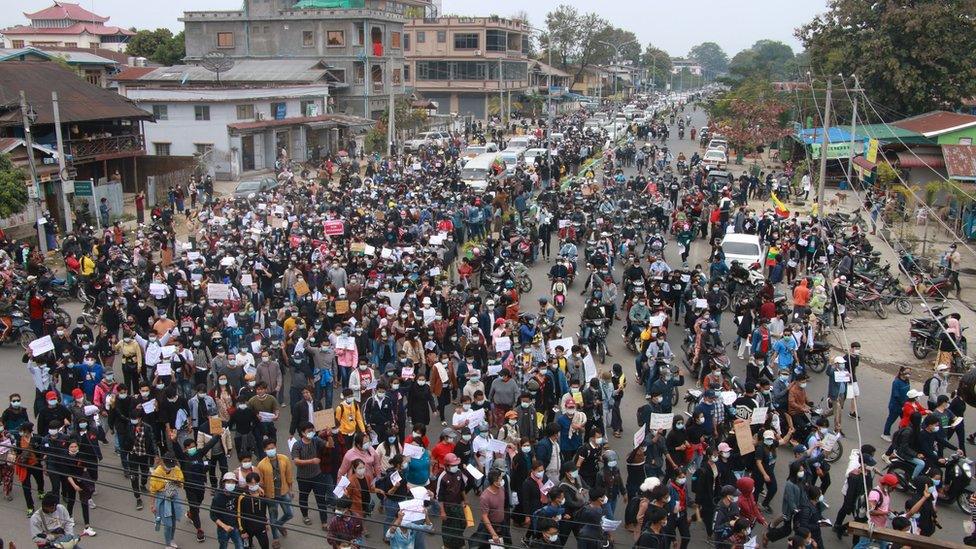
[462,142,499,160]
[721,233,765,269]
[504,136,536,154]
[403,131,450,153]
[523,148,548,164]
[702,148,728,169]
[707,138,728,152]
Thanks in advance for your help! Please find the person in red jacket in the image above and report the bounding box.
[899,389,928,429]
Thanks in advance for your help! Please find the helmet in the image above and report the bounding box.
[505,280,515,289]
[538,297,548,304]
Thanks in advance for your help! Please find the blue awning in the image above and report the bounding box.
[793,127,853,145]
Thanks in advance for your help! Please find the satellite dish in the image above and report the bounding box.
[200,51,235,84]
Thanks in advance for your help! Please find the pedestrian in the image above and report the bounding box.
[256,438,295,546]
[148,453,184,548]
[881,367,912,441]
[98,197,110,228]
[211,471,245,549]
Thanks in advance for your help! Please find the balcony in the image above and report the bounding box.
[66,134,145,163]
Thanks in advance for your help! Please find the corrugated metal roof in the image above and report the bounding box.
[48,50,118,65]
[24,2,109,23]
[135,59,332,84]
[0,61,151,126]
[893,110,976,138]
[227,113,373,132]
[125,85,331,103]
[895,151,945,170]
[793,127,852,145]
[943,145,976,181]
[836,123,934,145]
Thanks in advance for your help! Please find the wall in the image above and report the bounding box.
[937,127,976,146]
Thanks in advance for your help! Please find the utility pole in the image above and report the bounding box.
[52,91,73,234]
[816,78,832,205]
[845,75,860,190]
[387,82,395,157]
[498,57,504,126]
[20,91,47,254]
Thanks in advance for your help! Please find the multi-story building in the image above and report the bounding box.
[404,16,530,121]
[670,58,703,75]
[0,1,134,52]
[180,0,431,119]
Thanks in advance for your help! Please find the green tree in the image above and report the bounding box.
[728,40,796,82]
[0,153,29,218]
[688,42,729,75]
[593,27,641,66]
[125,28,185,66]
[152,31,185,66]
[797,0,976,116]
[541,4,611,79]
[641,45,672,90]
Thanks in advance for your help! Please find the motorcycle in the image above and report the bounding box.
[552,279,567,313]
[0,308,36,347]
[804,340,832,374]
[580,318,609,364]
[887,453,972,511]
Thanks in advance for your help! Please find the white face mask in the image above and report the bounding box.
[224,483,237,491]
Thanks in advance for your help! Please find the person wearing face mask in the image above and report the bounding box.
[555,402,584,463]
[291,421,329,528]
[787,372,812,433]
[753,427,794,514]
[593,449,625,515]
[348,359,375,404]
[557,462,585,541]
[236,471,271,549]
[170,432,222,542]
[74,353,104,401]
[881,367,913,442]
[254,439,295,545]
[575,428,606,489]
[147,453,184,548]
[2,393,29,433]
[228,396,258,461]
[405,374,438,430]
[692,449,721,537]
[634,506,669,549]
[435,452,474,549]
[576,488,609,549]
[363,383,395,440]
[119,410,156,510]
[334,388,366,448]
[475,469,513,547]
[337,457,376,519]
[712,484,741,542]
[517,458,548,528]
[339,432,381,480]
[792,485,826,549]
[211,471,245,548]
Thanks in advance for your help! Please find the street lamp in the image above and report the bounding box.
[597,38,637,141]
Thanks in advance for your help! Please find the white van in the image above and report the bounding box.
[460,153,502,191]
[720,233,765,269]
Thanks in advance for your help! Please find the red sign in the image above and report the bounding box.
[323,220,345,236]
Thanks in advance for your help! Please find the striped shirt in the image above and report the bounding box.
[291,437,325,479]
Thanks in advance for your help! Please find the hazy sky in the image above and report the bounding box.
[2,0,829,57]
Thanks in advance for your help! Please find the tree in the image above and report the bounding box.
[707,78,793,153]
[727,40,796,82]
[641,45,672,90]
[125,28,184,66]
[0,153,29,219]
[688,42,729,75]
[593,27,641,66]
[797,0,976,116]
[541,4,611,78]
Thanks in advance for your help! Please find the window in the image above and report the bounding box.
[11,40,24,48]
[300,100,316,116]
[416,31,425,43]
[392,68,402,85]
[403,65,410,82]
[271,102,286,119]
[194,143,214,156]
[507,32,522,51]
[961,137,974,145]
[327,30,345,47]
[486,30,505,52]
[354,23,365,46]
[325,68,346,83]
[236,104,255,120]
[403,33,410,51]
[354,61,365,84]
[64,42,77,48]
[302,30,314,47]
[216,32,234,48]
[453,32,478,50]
[152,105,168,120]
[436,30,446,43]
[153,143,171,156]
[391,31,401,49]
[194,105,210,121]
[371,64,383,92]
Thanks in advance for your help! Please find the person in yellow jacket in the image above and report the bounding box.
[334,388,366,445]
[80,254,96,277]
[114,335,144,394]
[256,439,295,543]
[148,455,185,548]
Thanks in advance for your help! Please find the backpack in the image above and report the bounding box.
[923,376,936,398]
[853,488,883,521]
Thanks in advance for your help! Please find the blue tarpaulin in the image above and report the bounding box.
[793,127,853,145]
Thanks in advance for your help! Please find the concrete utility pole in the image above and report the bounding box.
[20,91,47,254]
[498,58,505,126]
[51,91,73,233]
[817,78,832,205]
[387,82,395,157]
[845,75,859,189]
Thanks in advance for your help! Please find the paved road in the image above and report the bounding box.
[0,107,968,548]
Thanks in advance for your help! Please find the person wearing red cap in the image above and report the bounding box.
[434,452,472,549]
[36,391,70,437]
[865,474,898,529]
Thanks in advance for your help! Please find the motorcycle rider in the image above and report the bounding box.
[580,297,606,345]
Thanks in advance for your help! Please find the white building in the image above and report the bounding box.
[1,2,134,52]
[125,86,336,180]
[670,58,703,76]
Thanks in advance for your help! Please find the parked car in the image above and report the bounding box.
[706,137,728,152]
[701,148,728,169]
[720,233,765,269]
[523,148,548,164]
[461,142,499,162]
[460,153,503,191]
[233,177,279,197]
[504,136,536,153]
[403,131,450,152]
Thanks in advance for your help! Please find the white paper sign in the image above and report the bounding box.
[156,362,173,376]
[401,366,415,379]
[207,284,230,300]
[251,341,262,353]
[582,350,597,381]
[379,291,405,309]
[547,337,574,354]
[487,364,503,376]
[721,391,738,406]
[633,429,646,448]
[403,443,425,458]
[333,475,351,497]
[28,335,55,356]
[486,438,508,454]
[140,399,157,414]
[161,345,176,358]
[241,274,253,286]
[225,314,238,328]
[751,407,769,425]
[541,479,555,493]
[494,336,512,353]
[465,463,484,481]
[409,486,430,500]
[834,371,851,383]
[258,411,276,422]
[149,283,168,297]
[649,413,674,431]
[601,518,622,532]
[390,471,402,485]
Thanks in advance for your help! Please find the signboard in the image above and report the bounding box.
[73,180,94,197]
[323,220,345,236]
[811,142,855,160]
[866,138,879,163]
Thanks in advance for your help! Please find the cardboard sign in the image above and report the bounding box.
[209,416,224,435]
[293,280,310,297]
[734,419,755,455]
[323,220,345,236]
[350,242,366,253]
[649,413,673,431]
[313,409,334,432]
[633,428,646,448]
[335,300,349,314]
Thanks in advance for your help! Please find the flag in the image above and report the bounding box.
[770,192,790,218]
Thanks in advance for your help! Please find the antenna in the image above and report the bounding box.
[200,51,234,84]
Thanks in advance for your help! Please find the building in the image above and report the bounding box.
[403,16,530,121]
[0,61,152,232]
[180,0,431,119]
[114,59,371,180]
[570,66,608,97]
[0,1,134,52]
[893,111,976,146]
[670,58,703,76]
[0,47,119,87]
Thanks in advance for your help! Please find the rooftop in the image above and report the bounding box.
[115,59,338,84]
[124,85,333,103]
[24,2,109,23]
[1,22,135,36]
[227,113,373,132]
[835,123,934,146]
[0,62,151,126]
[0,47,118,66]
[892,110,976,138]
[943,145,976,181]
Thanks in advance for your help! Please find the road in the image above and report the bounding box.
[0,106,966,548]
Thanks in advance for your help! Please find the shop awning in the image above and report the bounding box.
[895,151,945,169]
[852,156,876,170]
[227,114,374,134]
